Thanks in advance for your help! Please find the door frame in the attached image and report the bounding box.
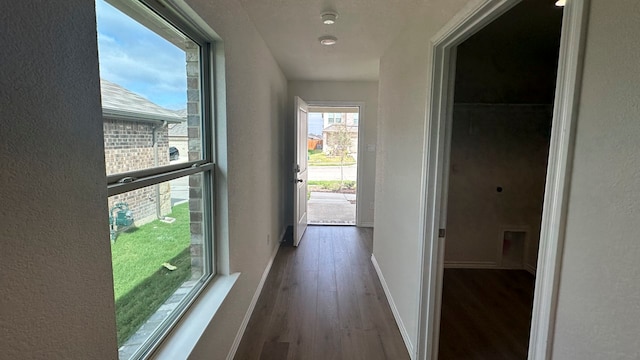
[305,100,366,227]
[416,0,590,359]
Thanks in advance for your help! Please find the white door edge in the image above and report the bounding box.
[293,96,309,246]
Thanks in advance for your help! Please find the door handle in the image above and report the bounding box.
[297,179,304,183]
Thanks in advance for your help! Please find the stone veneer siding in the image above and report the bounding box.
[186,41,204,278]
[104,118,171,226]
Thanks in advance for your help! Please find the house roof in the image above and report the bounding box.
[100,79,185,124]
[323,124,358,133]
[168,109,188,136]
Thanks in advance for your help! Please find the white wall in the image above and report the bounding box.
[288,81,379,226]
[375,0,640,358]
[373,0,474,353]
[0,1,118,358]
[551,0,640,358]
[1,0,288,359]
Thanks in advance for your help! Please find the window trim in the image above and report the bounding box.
[149,273,240,360]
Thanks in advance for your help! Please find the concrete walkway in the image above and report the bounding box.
[308,191,356,225]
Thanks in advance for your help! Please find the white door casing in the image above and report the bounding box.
[293,96,309,246]
[416,0,590,359]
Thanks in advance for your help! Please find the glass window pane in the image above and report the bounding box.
[109,174,207,359]
[96,0,203,176]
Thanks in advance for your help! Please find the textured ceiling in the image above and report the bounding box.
[237,0,424,81]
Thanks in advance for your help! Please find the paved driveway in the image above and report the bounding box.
[169,176,189,206]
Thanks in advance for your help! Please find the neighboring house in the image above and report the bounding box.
[321,112,359,156]
[168,108,188,163]
[101,78,186,225]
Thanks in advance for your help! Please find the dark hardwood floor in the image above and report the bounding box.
[438,269,535,360]
[234,226,410,360]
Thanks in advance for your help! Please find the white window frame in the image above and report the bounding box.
[100,0,227,358]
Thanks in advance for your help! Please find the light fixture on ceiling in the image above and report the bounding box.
[555,0,566,6]
[321,11,339,25]
[319,35,338,46]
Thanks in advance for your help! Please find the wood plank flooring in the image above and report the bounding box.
[234,226,410,360]
[438,269,535,360]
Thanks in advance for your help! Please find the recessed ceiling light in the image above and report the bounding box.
[555,0,566,6]
[319,35,338,46]
[321,11,338,25]
[318,35,338,46]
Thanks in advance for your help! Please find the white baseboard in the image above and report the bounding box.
[226,241,281,360]
[445,261,536,273]
[525,263,537,275]
[444,261,497,269]
[371,254,415,360]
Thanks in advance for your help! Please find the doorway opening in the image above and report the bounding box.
[306,105,360,225]
[429,0,566,358]
[418,0,588,357]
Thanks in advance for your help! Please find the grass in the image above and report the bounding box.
[308,150,355,166]
[308,180,356,191]
[111,202,191,345]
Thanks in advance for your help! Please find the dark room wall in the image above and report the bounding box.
[454,0,563,104]
[445,0,563,270]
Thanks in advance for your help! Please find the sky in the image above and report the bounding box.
[95,0,188,110]
[308,113,324,136]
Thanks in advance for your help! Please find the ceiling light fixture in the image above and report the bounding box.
[321,11,338,25]
[319,35,338,46]
[555,0,566,6]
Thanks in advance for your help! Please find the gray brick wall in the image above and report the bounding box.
[186,41,204,278]
[104,118,171,226]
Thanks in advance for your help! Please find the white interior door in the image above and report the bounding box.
[293,96,309,246]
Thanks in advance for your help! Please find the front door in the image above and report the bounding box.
[293,96,309,246]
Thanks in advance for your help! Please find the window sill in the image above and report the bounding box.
[150,272,240,360]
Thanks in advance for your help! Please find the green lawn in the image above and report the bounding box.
[308,180,356,191]
[308,150,355,166]
[111,202,191,345]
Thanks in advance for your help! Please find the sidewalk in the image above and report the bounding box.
[307,191,356,225]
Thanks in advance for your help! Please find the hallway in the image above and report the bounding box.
[235,226,409,360]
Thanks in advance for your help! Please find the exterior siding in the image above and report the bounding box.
[104,118,171,226]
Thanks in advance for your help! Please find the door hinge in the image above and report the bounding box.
[438,228,446,238]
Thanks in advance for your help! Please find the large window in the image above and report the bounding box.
[96,0,214,358]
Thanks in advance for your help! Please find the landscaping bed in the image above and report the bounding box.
[308,180,356,194]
